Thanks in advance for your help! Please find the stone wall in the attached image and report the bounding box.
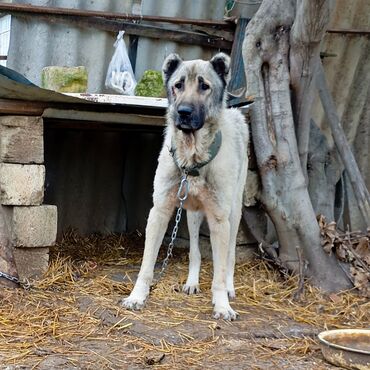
[0,116,57,281]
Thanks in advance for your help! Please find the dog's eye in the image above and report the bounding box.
[200,82,210,91]
[174,81,183,89]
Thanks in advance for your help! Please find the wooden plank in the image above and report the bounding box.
[43,109,166,127]
[64,93,168,108]
[30,14,233,50]
[0,99,45,116]
[0,98,166,117]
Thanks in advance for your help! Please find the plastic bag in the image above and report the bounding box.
[105,31,136,95]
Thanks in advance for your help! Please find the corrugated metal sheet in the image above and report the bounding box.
[7,0,227,92]
[134,0,226,79]
[7,0,135,92]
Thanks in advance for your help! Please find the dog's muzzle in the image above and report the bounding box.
[176,104,204,132]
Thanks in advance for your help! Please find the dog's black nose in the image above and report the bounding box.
[177,105,193,117]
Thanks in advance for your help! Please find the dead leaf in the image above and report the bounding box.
[355,237,370,265]
[350,267,370,297]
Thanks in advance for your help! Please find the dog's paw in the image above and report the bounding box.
[213,306,239,321]
[120,295,146,311]
[183,283,201,295]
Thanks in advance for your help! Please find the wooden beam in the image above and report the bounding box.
[0,99,45,116]
[21,13,233,50]
[0,98,166,116]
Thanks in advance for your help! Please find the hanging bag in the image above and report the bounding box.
[105,31,136,95]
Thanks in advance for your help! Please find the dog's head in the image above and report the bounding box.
[162,53,230,134]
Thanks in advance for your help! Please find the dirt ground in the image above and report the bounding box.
[0,232,368,369]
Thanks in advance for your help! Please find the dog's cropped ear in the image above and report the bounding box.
[162,53,182,86]
[210,53,231,87]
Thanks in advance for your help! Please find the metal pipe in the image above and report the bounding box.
[0,3,234,28]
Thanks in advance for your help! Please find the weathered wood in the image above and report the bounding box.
[0,98,166,117]
[64,93,168,108]
[0,116,44,164]
[27,13,233,50]
[290,0,332,178]
[0,164,45,206]
[317,62,370,225]
[0,99,45,116]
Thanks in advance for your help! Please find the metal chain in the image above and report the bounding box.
[156,172,189,282]
[0,271,31,289]
[0,270,20,285]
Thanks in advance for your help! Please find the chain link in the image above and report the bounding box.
[156,172,189,283]
[0,270,20,285]
[0,271,31,289]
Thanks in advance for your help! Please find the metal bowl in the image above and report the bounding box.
[318,329,370,369]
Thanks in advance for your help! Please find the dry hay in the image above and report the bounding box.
[0,230,368,369]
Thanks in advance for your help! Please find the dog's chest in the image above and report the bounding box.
[181,176,214,211]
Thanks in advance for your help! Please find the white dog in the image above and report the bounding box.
[122,53,249,320]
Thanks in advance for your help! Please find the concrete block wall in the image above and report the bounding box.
[0,116,57,281]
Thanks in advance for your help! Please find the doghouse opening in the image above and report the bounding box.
[43,120,163,237]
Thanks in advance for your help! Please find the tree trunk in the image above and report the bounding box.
[307,120,343,222]
[0,206,18,288]
[290,0,333,179]
[242,0,352,291]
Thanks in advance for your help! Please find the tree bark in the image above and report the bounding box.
[0,206,18,288]
[290,0,333,178]
[242,0,352,291]
[307,120,343,222]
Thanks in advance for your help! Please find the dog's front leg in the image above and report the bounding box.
[121,204,173,310]
[183,210,204,294]
[208,214,238,320]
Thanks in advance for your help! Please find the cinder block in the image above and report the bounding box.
[5,205,57,247]
[0,116,44,164]
[0,163,45,205]
[14,247,49,280]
